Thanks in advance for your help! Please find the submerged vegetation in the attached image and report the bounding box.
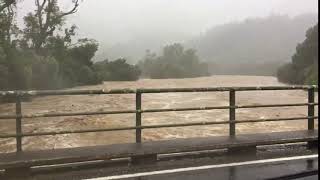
[277,24,318,85]
[94,58,141,81]
[138,43,209,79]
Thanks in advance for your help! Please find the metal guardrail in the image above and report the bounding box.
[0,85,318,152]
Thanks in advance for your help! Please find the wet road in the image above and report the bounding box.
[2,143,317,180]
[86,155,318,180]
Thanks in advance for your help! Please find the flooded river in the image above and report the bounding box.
[0,75,318,152]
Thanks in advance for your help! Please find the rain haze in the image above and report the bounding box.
[0,1,319,178]
[18,0,318,61]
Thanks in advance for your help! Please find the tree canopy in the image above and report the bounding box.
[277,23,318,85]
[138,43,209,79]
[94,58,141,81]
[0,0,140,92]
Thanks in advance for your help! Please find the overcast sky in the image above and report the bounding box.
[18,0,318,46]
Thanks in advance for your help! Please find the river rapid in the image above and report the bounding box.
[0,75,318,152]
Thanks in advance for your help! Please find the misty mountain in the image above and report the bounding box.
[188,14,318,64]
[98,14,317,71]
[94,32,191,63]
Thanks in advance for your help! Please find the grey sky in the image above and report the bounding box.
[18,0,318,47]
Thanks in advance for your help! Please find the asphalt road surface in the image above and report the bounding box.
[3,144,317,180]
[85,155,318,180]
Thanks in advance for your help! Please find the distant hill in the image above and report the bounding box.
[94,32,191,63]
[189,14,318,63]
[96,14,318,76]
[188,14,318,75]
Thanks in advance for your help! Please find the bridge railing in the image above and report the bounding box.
[0,85,318,152]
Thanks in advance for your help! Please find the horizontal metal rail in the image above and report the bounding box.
[0,85,318,153]
[142,103,319,113]
[0,103,318,120]
[138,86,318,93]
[0,110,137,119]
[0,85,318,97]
[0,116,317,138]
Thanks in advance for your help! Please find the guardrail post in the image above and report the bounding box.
[227,90,257,154]
[136,92,142,143]
[307,87,317,149]
[229,90,236,137]
[132,92,158,164]
[15,95,22,152]
[308,88,315,130]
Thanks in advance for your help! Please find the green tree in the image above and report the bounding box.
[139,43,209,79]
[0,47,9,89]
[0,0,16,12]
[0,0,104,91]
[277,24,318,85]
[0,0,17,45]
[23,0,79,54]
[94,58,141,81]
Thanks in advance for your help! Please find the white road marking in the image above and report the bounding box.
[84,154,318,180]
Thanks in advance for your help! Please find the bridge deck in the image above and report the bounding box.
[82,155,318,180]
[0,130,318,170]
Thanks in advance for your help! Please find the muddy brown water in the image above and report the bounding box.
[0,75,318,153]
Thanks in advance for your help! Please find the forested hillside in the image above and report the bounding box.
[100,14,317,77]
[277,24,318,85]
[1,1,318,91]
[189,14,317,63]
[188,14,317,75]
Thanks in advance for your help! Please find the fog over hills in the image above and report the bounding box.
[55,0,316,65]
[188,14,318,63]
[98,31,191,64]
[99,13,317,73]
[30,0,315,75]
[1,0,318,91]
